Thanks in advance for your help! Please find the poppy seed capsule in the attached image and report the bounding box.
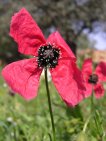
[37,44,60,68]
[88,74,98,84]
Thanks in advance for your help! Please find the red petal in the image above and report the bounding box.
[83,82,93,98]
[10,8,46,56]
[81,59,94,97]
[94,83,104,99]
[81,59,93,97]
[50,60,85,106]
[46,31,76,61]
[2,59,42,100]
[82,59,92,75]
[95,62,106,82]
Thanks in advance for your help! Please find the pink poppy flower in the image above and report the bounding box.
[2,8,85,106]
[82,58,106,99]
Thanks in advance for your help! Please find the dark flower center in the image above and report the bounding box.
[37,44,60,68]
[88,74,98,84]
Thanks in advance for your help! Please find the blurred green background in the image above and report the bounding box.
[0,0,106,140]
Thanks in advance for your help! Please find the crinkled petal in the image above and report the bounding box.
[2,59,42,100]
[82,59,94,97]
[94,83,105,99]
[46,31,76,61]
[82,58,92,77]
[10,8,46,56]
[95,62,106,82]
[83,82,93,98]
[50,60,85,106]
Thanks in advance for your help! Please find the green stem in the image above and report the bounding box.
[83,116,91,133]
[91,87,94,113]
[44,68,56,141]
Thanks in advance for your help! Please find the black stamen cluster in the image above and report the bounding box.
[37,44,60,68]
[88,74,98,84]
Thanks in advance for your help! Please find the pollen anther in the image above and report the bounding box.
[88,74,98,84]
[37,44,60,68]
